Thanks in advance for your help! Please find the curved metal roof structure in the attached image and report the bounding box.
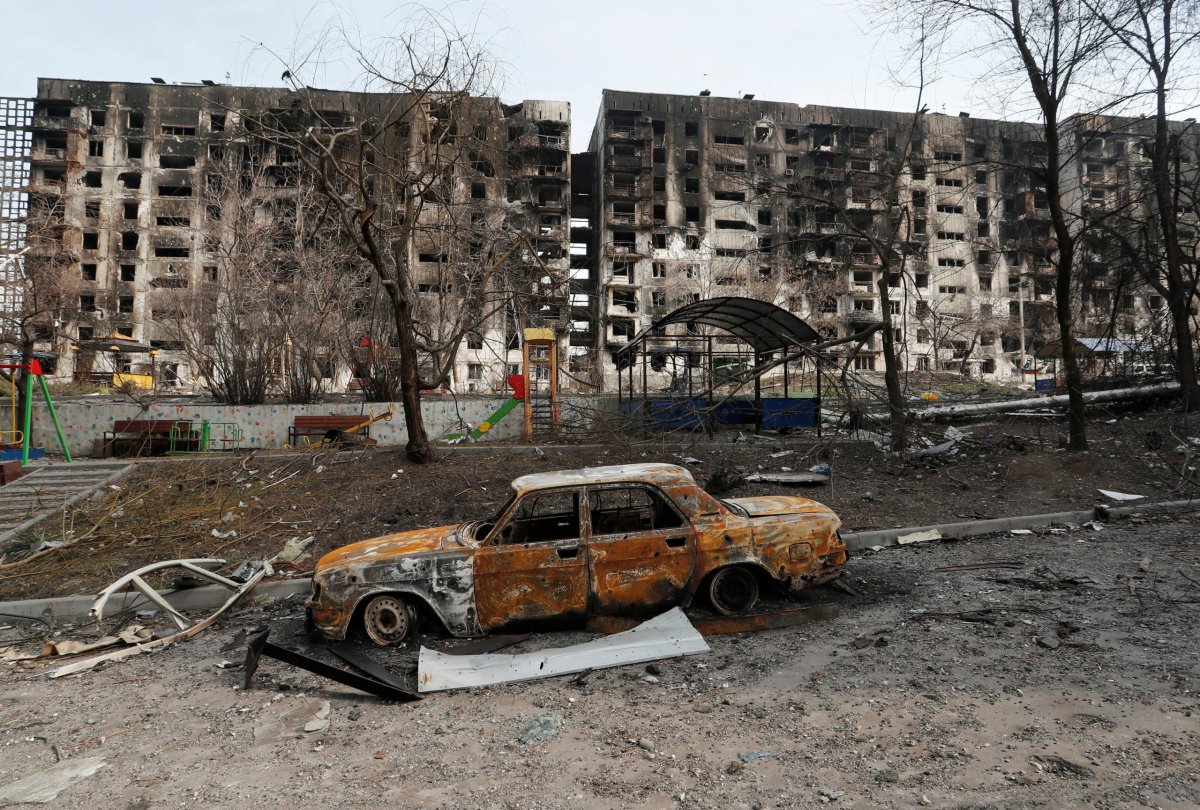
[619,296,820,355]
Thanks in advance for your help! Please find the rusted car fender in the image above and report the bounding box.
[338,584,482,640]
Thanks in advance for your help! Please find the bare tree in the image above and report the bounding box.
[899,0,1119,450]
[163,149,363,404]
[1085,0,1200,405]
[4,193,77,399]
[252,12,565,462]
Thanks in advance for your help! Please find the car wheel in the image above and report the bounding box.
[708,566,759,615]
[361,594,418,646]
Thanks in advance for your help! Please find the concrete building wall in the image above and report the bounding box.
[24,79,571,394]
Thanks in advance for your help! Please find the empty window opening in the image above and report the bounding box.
[937,258,965,267]
[210,113,226,132]
[684,121,698,137]
[156,216,190,227]
[685,206,700,223]
[684,149,699,165]
[84,171,102,188]
[684,177,700,193]
[714,133,744,145]
[758,209,772,226]
[159,155,196,169]
[685,235,700,250]
[652,262,666,278]
[471,181,486,199]
[90,110,106,127]
[88,140,104,157]
[612,289,638,313]
[79,294,96,311]
[123,202,138,220]
[934,150,962,162]
[118,296,134,314]
[652,232,667,249]
[912,191,927,208]
[84,202,100,219]
[157,185,192,197]
[120,264,136,282]
[161,124,196,136]
[125,141,143,160]
[119,172,141,189]
[714,162,745,173]
[714,190,744,202]
[122,232,139,250]
[81,263,97,281]
[127,111,144,129]
[785,128,800,145]
[82,232,99,250]
[937,231,965,241]
[418,253,446,263]
[154,246,190,258]
[716,219,751,230]
[911,164,926,181]
[203,265,219,282]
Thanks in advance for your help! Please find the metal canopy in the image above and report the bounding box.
[620,296,820,355]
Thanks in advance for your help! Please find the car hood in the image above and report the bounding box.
[316,525,461,571]
[725,495,837,519]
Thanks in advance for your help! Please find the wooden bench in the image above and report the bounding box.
[103,419,188,457]
[289,416,370,447]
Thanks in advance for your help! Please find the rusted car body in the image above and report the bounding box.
[308,463,846,645]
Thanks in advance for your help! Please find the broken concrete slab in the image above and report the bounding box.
[0,756,107,804]
[417,607,709,693]
[896,529,942,545]
[743,471,828,485]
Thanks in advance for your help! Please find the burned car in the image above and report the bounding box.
[308,463,846,645]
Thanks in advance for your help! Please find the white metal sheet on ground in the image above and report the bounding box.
[416,607,710,693]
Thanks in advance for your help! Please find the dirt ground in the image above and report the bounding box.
[0,516,1197,808]
[1,402,1197,601]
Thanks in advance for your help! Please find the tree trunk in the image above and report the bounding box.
[1153,88,1199,409]
[877,277,907,451]
[388,286,433,463]
[1054,241,1088,450]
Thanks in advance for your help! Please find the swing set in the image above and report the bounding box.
[0,358,72,464]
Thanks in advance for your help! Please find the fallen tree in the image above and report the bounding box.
[912,382,1181,421]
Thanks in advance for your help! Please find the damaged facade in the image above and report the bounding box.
[1,81,1196,391]
[581,90,1200,389]
[5,79,569,391]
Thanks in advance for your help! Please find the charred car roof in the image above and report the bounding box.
[511,463,695,494]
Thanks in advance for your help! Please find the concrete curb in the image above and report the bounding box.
[2,498,1197,623]
[0,578,310,622]
[839,498,1200,551]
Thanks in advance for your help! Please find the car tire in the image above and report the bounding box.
[361,594,419,646]
[708,566,759,615]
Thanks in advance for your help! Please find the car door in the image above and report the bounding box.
[585,484,696,615]
[473,487,589,632]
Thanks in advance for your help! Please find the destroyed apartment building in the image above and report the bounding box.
[1,78,570,393]
[1,80,1196,393]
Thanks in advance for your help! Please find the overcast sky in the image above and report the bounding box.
[0,0,1060,147]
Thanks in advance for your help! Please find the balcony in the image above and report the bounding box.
[30,115,80,132]
[30,147,68,166]
[845,309,882,325]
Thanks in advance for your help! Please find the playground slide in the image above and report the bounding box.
[442,375,525,443]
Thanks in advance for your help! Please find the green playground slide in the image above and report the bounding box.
[442,396,522,443]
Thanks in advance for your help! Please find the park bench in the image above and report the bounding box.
[103,419,189,457]
[289,415,371,447]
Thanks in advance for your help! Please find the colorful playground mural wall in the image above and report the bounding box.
[26,397,531,457]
